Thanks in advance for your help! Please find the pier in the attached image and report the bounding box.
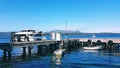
[0,40,60,60]
[79,38,120,43]
[66,38,120,51]
[0,38,120,60]
[0,31,120,61]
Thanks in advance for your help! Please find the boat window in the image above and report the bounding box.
[21,30,35,33]
[30,34,34,36]
[15,34,26,36]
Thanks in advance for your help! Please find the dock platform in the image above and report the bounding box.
[0,38,120,60]
[0,40,60,60]
[79,38,120,43]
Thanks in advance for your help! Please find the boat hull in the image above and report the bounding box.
[84,46,102,50]
[54,49,65,56]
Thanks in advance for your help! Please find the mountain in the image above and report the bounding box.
[45,30,81,34]
[0,32,11,36]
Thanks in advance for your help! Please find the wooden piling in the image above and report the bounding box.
[37,45,42,55]
[3,50,7,60]
[22,47,26,57]
[8,51,11,60]
[82,42,84,47]
[28,47,32,56]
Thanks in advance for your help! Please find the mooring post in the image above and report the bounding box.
[8,51,11,60]
[46,45,50,52]
[59,41,63,49]
[3,50,7,60]
[49,44,53,53]
[82,42,83,47]
[22,47,26,57]
[44,45,47,53]
[28,47,32,56]
[37,45,43,55]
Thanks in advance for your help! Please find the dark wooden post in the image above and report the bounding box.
[28,47,32,56]
[22,47,26,57]
[44,45,47,53]
[82,42,83,47]
[37,45,42,55]
[8,51,11,60]
[3,50,7,60]
[46,45,50,52]
[49,44,53,53]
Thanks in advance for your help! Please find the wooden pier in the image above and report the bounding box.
[11,40,59,47]
[68,38,120,43]
[67,38,120,50]
[79,38,120,43]
[0,38,120,61]
[0,40,60,60]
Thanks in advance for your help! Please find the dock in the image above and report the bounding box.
[0,40,60,60]
[0,31,120,61]
[79,38,120,43]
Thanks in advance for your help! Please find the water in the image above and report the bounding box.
[0,33,120,68]
[0,48,119,68]
[53,33,120,40]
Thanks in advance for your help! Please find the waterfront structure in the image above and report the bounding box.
[51,32,55,40]
[0,31,120,61]
[51,32,61,41]
[56,32,61,41]
[11,29,42,42]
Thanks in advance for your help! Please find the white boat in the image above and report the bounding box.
[92,34,96,38]
[54,49,65,56]
[84,46,102,50]
[14,29,42,42]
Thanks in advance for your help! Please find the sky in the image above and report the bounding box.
[0,0,120,33]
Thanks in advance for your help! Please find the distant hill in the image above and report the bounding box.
[46,30,81,34]
[44,30,120,35]
[0,32,11,36]
[44,30,82,35]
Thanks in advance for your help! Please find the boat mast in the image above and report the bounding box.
[65,21,68,39]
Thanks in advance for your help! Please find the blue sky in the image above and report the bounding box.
[0,0,120,33]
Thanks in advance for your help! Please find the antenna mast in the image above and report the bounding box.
[65,21,68,39]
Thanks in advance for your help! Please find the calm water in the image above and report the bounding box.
[0,33,120,68]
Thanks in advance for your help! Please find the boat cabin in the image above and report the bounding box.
[13,29,42,42]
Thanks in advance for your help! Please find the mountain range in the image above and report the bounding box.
[45,30,81,34]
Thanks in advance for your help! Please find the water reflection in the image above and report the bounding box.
[52,55,62,65]
[51,55,63,68]
[83,49,99,53]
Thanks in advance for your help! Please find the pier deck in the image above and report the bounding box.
[0,38,120,50]
[0,40,60,60]
[68,38,120,43]
[11,40,59,47]
[0,38,120,60]
[0,40,59,51]
[79,38,120,43]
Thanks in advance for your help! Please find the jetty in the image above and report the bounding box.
[79,38,120,43]
[0,31,120,60]
[0,40,60,60]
